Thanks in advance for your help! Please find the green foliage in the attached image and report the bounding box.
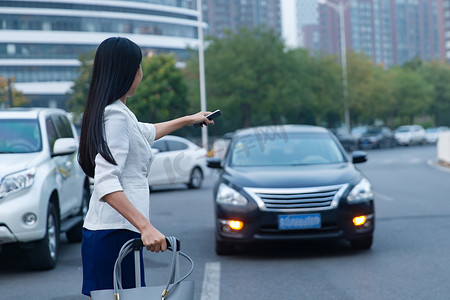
[128,54,188,124]
[67,52,94,116]
[185,26,345,134]
[0,77,29,107]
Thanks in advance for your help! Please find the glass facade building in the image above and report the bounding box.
[319,0,444,68]
[0,0,201,109]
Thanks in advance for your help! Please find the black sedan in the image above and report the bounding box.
[358,126,396,149]
[207,125,375,255]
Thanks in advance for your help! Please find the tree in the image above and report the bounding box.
[416,60,450,126]
[67,52,94,116]
[128,53,188,124]
[346,52,395,126]
[186,27,314,134]
[0,77,29,107]
[387,66,433,126]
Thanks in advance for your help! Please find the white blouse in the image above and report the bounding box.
[83,100,156,233]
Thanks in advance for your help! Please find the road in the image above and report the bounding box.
[1,145,450,300]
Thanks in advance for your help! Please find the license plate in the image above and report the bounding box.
[278,214,321,230]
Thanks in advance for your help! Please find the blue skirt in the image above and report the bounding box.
[81,228,145,297]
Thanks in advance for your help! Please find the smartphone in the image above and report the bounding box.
[193,109,221,128]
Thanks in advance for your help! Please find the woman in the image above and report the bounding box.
[78,37,213,297]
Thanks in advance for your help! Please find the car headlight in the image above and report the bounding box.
[216,183,248,206]
[347,178,373,203]
[0,168,35,199]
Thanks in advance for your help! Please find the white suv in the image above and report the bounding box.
[394,125,426,146]
[0,108,90,270]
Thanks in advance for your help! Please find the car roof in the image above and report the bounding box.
[233,125,329,137]
[0,107,66,119]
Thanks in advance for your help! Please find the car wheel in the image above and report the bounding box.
[215,239,236,255]
[66,186,90,243]
[187,167,203,189]
[28,202,60,270]
[350,235,373,250]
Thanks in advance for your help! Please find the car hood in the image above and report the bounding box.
[0,153,42,179]
[223,163,362,189]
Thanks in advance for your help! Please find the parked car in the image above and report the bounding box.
[425,126,450,144]
[0,108,90,270]
[208,132,234,159]
[330,127,358,152]
[358,126,396,149]
[394,125,426,146]
[350,125,369,140]
[148,135,208,189]
[207,125,374,255]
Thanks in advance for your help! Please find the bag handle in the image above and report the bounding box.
[113,237,194,300]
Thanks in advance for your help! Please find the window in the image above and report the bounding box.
[152,140,168,152]
[52,115,74,138]
[167,140,188,151]
[46,118,58,152]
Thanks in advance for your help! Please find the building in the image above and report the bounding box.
[202,0,281,38]
[443,0,450,61]
[0,0,202,109]
[318,0,445,68]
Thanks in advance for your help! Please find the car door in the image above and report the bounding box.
[148,139,171,186]
[148,138,190,186]
[46,115,81,218]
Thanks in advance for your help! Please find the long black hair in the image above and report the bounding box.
[78,37,142,178]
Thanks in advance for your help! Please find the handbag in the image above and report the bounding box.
[91,236,195,300]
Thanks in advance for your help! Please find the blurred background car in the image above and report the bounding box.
[394,125,426,146]
[148,135,208,189]
[207,132,234,159]
[425,126,450,144]
[208,125,374,255]
[330,127,358,152]
[358,126,396,149]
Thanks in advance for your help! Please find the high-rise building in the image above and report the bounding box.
[202,0,281,38]
[0,0,202,109]
[442,0,450,61]
[318,0,444,68]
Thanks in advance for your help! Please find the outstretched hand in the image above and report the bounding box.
[189,111,214,127]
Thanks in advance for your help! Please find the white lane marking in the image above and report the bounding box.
[376,192,395,202]
[201,262,221,300]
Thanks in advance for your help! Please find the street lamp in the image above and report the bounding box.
[318,0,352,133]
[197,0,208,149]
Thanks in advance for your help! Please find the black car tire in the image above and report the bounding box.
[187,167,203,189]
[28,202,60,270]
[215,239,235,255]
[66,186,90,243]
[350,235,373,250]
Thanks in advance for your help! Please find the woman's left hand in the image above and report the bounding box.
[189,111,214,127]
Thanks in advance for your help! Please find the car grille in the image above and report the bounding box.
[244,184,348,212]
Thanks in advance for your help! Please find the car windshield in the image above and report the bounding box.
[365,127,381,135]
[396,126,411,133]
[0,119,42,153]
[426,128,437,133]
[230,132,346,167]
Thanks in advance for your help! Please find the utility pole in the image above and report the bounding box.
[7,78,13,108]
[197,0,208,149]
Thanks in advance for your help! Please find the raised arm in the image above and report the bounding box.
[154,111,213,140]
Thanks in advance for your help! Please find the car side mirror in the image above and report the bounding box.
[53,138,78,157]
[352,151,367,164]
[207,157,223,169]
